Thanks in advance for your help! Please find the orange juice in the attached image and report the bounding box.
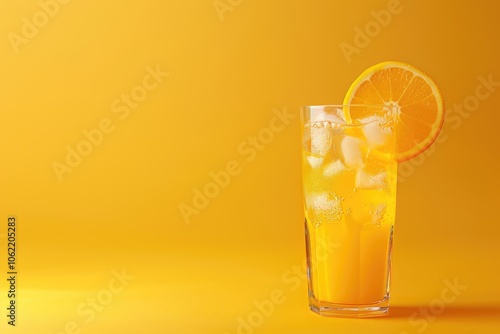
[301,105,397,317]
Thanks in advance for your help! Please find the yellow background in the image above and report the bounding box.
[1,0,499,333]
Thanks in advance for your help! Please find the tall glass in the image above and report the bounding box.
[300,105,397,317]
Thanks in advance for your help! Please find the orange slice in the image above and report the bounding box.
[343,61,445,162]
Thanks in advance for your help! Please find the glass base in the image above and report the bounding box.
[309,299,389,318]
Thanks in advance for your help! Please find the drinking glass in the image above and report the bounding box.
[301,105,397,317]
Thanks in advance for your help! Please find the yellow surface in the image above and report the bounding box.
[0,0,499,333]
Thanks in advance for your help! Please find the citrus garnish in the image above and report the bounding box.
[343,61,445,162]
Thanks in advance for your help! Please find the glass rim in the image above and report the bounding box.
[301,104,387,109]
[301,104,393,128]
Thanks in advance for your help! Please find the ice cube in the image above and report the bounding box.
[324,160,345,177]
[341,136,365,169]
[307,193,333,211]
[306,192,343,227]
[335,108,346,123]
[310,106,346,124]
[326,114,346,125]
[361,116,392,148]
[355,168,387,190]
[306,155,324,168]
[309,126,332,156]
